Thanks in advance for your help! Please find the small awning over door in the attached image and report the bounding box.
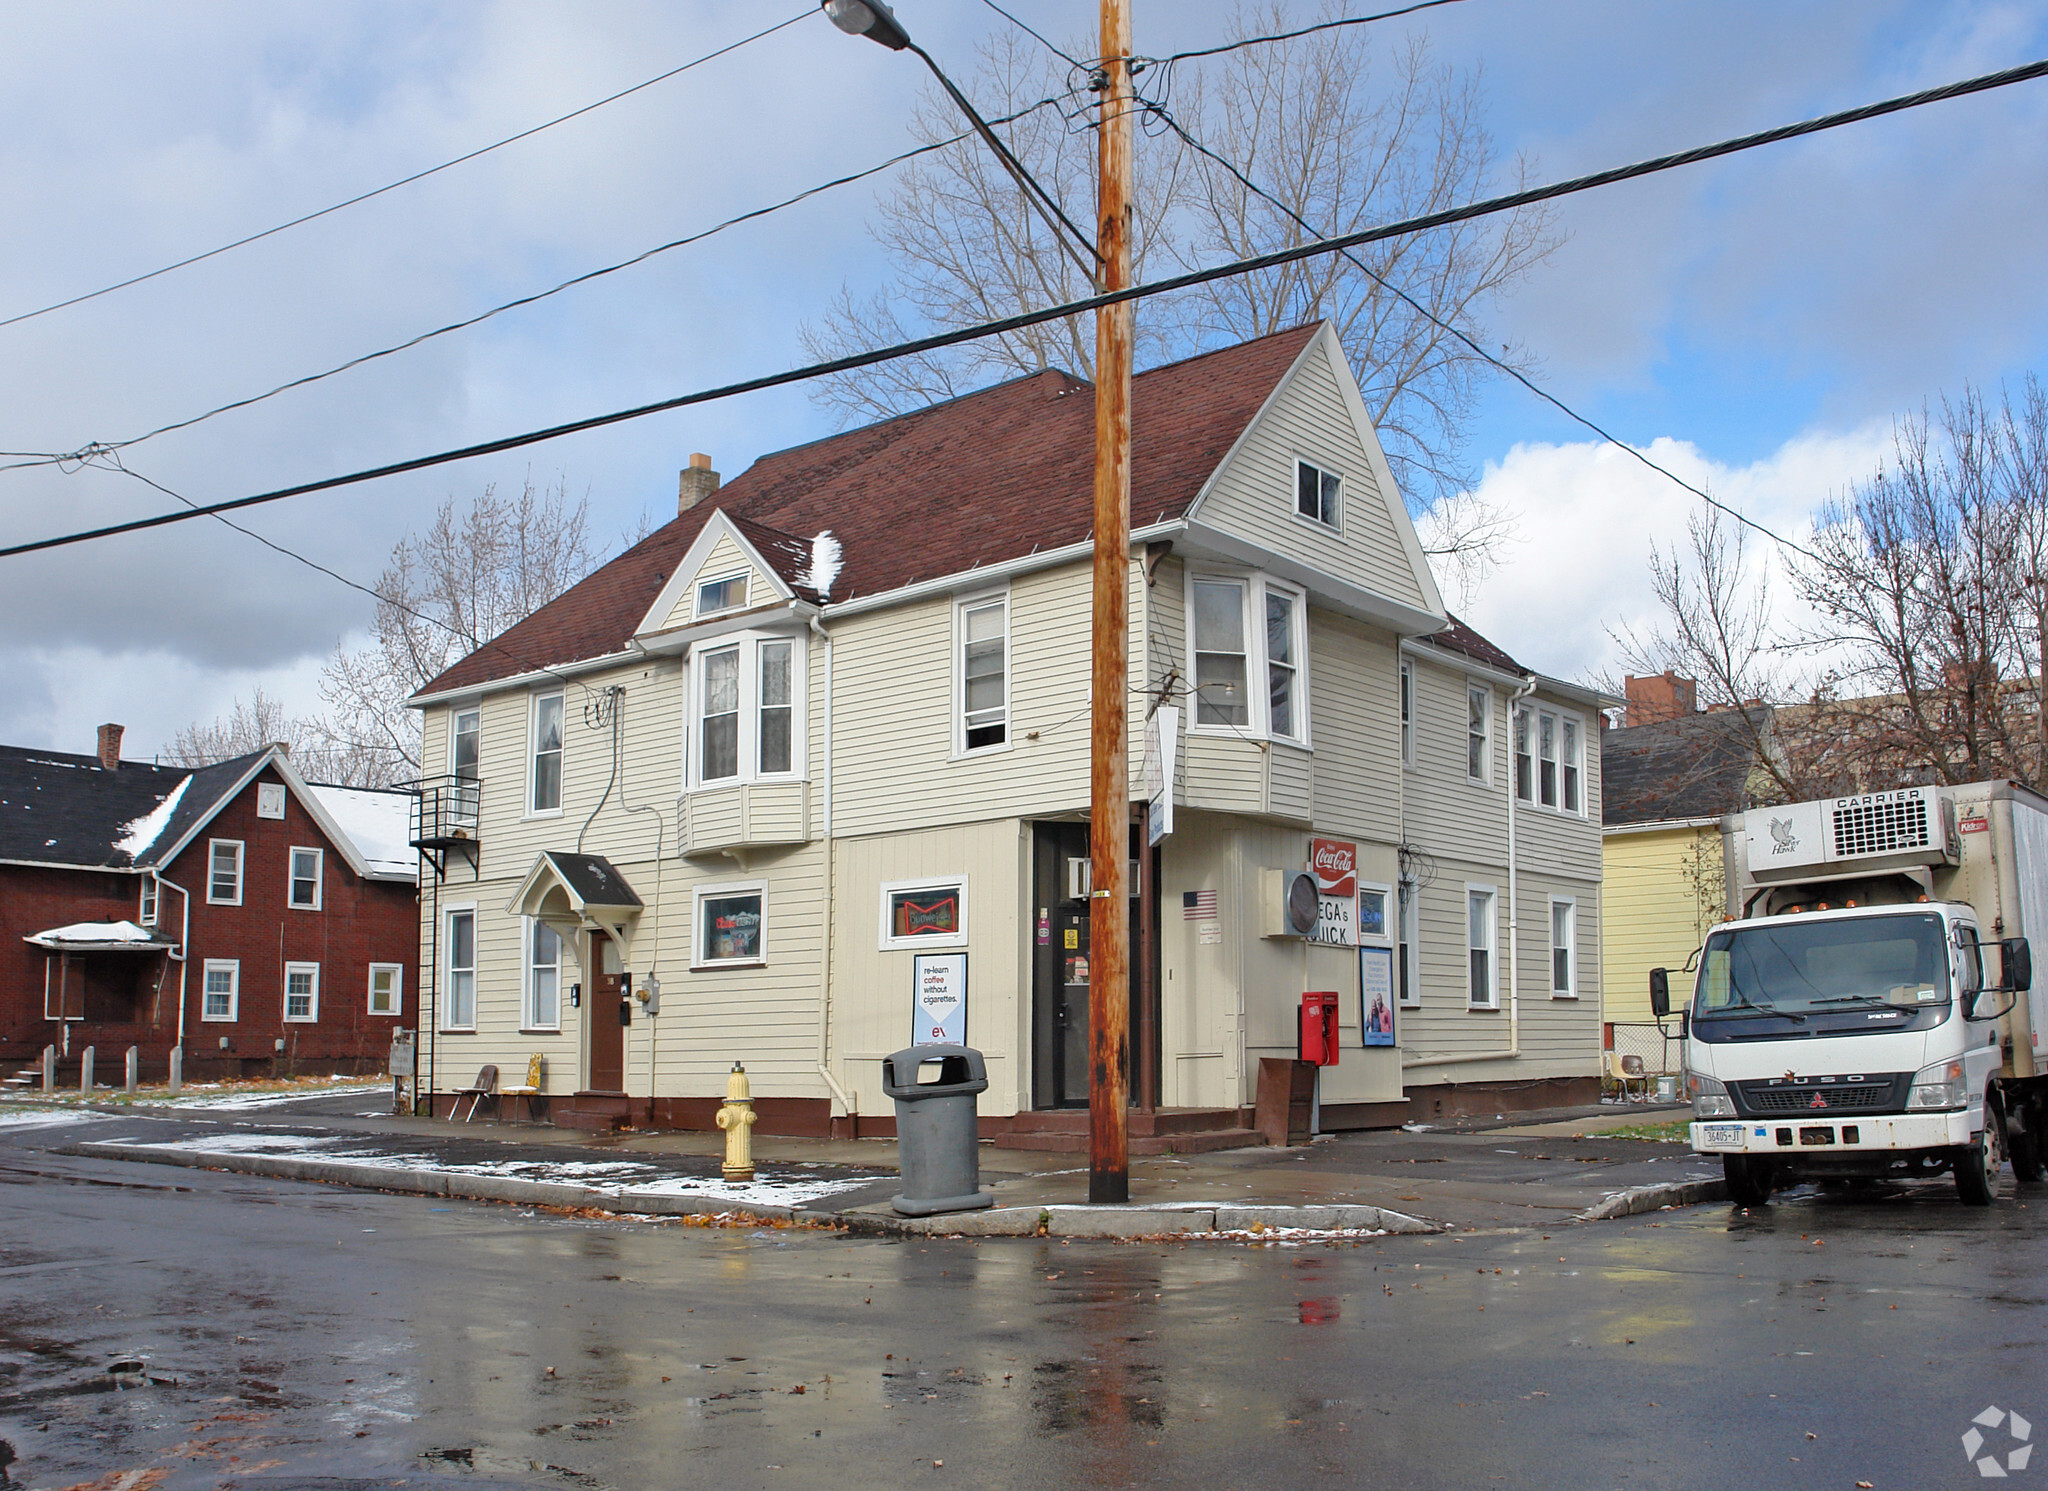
[507,853,644,963]
[25,920,175,953]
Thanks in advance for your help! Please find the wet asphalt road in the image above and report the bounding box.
[0,1117,2042,1491]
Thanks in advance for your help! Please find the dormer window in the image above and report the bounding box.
[697,573,747,617]
[688,632,804,789]
[1295,459,1339,528]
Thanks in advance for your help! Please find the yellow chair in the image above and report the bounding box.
[1605,1049,1651,1103]
[499,1054,547,1123]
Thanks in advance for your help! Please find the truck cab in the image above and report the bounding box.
[1652,784,2046,1206]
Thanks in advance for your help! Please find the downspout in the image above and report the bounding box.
[617,684,671,1111]
[158,872,191,1052]
[809,614,857,1125]
[1403,676,1534,1071]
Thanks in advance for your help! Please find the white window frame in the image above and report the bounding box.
[529,691,565,816]
[523,917,563,1032]
[1514,704,1534,802]
[954,592,1011,757]
[1562,714,1584,816]
[201,959,239,1022]
[1550,896,1578,999]
[1185,570,1311,746]
[879,876,970,951]
[443,905,478,1032]
[288,846,323,911]
[1400,660,1415,769]
[1466,683,1492,784]
[686,632,806,790]
[693,881,767,969]
[256,781,286,820]
[1293,456,1341,530]
[283,961,321,1023]
[1522,706,1590,819]
[695,570,749,620]
[1356,880,1393,944]
[368,962,403,1017]
[138,876,158,928]
[1397,879,1420,1008]
[207,839,244,906]
[451,706,482,825]
[1467,884,1498,1010]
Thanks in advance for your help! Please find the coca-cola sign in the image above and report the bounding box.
[1309,838,1357,898]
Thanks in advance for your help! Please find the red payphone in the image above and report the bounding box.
[1299,990,1341,1067]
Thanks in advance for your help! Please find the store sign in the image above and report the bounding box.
[1308,838,1359,946]
[1359,945,1396,1046]
[912,952,968,1046]
[1144,706,1179,847]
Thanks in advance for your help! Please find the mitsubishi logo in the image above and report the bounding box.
[1809,1093,1829,1110]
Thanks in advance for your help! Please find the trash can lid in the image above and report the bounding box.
[881,1044,989,1100]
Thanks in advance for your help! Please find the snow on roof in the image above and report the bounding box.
[26,920,167,949]
[793,530,842,600]
[308,784,415,879]
[112,776,192,862]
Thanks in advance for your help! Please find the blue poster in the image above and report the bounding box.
[1359,945,1396,1047]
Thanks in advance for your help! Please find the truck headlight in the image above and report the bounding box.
[1688,1072,1735,1119]
[1907,1059,1967,1110]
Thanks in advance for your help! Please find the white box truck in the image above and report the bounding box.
[1651,781,2048,1206]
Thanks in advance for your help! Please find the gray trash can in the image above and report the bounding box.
[883,1044,995,1216]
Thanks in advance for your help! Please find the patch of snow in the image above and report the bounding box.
[146,1082,385,1111]
[25,920,162,949]
[611,1172,875,1207]
[794,530,842,599]
[0,1108,116,1130]
[113,776,191,861]
[307,785,415,878]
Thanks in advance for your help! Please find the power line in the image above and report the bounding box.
[0,10,813,333]
[4,53,2043,563]
[3,95,1074,472]
[976,0,1086,71]
[1141,98,1820,562]
[1151,0,1470,66]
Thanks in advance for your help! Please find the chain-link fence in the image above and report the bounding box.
[1604,1021,1686,1099]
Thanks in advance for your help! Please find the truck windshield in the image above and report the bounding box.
[1695,913,1950,1020]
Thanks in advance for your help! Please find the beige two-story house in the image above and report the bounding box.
[405,323,1604,1137]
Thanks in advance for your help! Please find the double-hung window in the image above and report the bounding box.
[284,962,320,1022]
[1562,717,1583,813]
[1514,706,1534,801]
[1468,886,1498,1009]
[1521,706,1588,817]
[208,840,243,905]
[202,960,239,1022]
[1550,898,1577,997]
[530,692,564,813]
[445,909,476,1030]
[1189,574,1308,743]
[1397,880,1420,1007]
[1295,458,1340,527]
[959,596,1007,752]
[452,707,481,824]
[368,964,403,1016]
[288,847,322,910]
[1467,684,1491,783]
[525,919,561,1030]
[139,877,158,928]
[691,634,803,788]
[1539,710,1558,806]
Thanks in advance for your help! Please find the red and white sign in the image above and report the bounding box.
[1960,816,1990,834]
[1309,838,1357,899]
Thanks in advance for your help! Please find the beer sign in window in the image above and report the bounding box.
[881,878,968,950]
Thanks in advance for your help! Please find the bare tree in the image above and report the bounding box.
[173,476,603,787]
[802,3,1557,517]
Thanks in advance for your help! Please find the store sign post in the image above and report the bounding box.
[1307,837,1358,947]
[912,952,968,1047]
[1144,705,1178,847]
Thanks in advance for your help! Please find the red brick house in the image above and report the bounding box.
[0,726,418,1083]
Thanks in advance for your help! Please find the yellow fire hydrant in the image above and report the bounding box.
[715,1061,757,1182]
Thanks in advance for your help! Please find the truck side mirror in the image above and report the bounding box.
[1649,967,1670,1019]
[2002,937,2032,993]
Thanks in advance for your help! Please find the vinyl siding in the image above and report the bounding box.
[1601,823,1721,1024]
[663,533,768,629]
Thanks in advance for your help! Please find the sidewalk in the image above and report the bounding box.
[24,1089,1721,1238]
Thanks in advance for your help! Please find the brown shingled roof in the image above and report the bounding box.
[417,325,1321,699]
[1418,614,1528,676]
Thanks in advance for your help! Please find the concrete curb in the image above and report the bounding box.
[1578,1178,1728,1220]
[68,1142,1441,1239]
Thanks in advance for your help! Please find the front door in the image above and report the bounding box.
[586,930,626,1093]
[1030,822,1152,1109]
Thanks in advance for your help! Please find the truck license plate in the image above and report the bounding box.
[1701,1124,1744,1147]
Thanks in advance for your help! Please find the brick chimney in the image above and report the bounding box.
[97,722,124,770]
[678,452,720,514]
[1624,672,1697,727]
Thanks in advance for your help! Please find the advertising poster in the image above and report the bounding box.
[1359,945,1396,1046]
[912,952,968,1046]
[1308,837,1359,947]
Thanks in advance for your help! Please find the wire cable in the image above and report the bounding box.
[5,54,2043,562]
[0,10,812,333]
[976,0,1086,70]
[1151,0,1470,66]
[3,95,1074,471]
[1141,99,1819,561]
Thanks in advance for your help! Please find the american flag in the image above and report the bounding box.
[1182,889,1218,920]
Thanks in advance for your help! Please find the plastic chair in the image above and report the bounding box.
[499,1054,546,1122]
[453,1064,499,1122]
[1605,1050,1650,1103]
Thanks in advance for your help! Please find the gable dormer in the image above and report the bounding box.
[634,510,798,645]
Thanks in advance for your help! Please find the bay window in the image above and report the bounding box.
[1189,573,1308,743]
[690,633,803,788]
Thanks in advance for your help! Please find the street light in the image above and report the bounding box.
[823,0,910,50]
[817,1,1099,284]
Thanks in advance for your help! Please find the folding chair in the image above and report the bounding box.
[453,1063,499,1122]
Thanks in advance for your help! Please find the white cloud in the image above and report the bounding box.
[1452,422,1895,684]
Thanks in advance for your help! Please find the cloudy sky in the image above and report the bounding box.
[2,0,2045,758]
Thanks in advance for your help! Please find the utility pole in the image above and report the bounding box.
[1088,0,1134,1206]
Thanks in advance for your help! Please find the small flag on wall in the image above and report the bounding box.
[1182,889,1218,920]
